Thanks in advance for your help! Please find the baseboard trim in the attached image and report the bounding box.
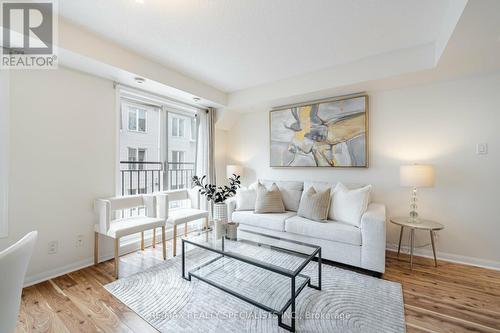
[23,224,205,287]
[24,235,500,287]
[386,243,500,271]
[24,245,139,287]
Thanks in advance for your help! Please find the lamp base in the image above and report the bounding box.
[409,187,420,222]
[408,212,420,223]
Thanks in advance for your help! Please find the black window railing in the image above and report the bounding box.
[119,161,195,195]
[120,161,162,196]
[167,162,195,190]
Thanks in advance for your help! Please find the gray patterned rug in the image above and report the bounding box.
[105,247,405,333]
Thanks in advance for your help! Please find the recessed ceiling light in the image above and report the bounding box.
[136,0,144,4]
[193,97,201,102]
[134,77,145,84]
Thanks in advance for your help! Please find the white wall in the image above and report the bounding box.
[0,70,9,238]
[0,67,117,283]
[225,72,500,268]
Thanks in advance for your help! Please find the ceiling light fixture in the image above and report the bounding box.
[193,97,201,102]
[134,77,145,84]
[136,0,144,4]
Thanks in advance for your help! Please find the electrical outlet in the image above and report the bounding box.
[48,240,58,254]
[476,143,488,155]
[76,235,84,248]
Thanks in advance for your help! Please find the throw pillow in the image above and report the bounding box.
[235,188,257,211]
[297,186,331,222]
[254,183,285,213]
[280,188,303,212]
[248,181,259,190]
[330,183,372,227]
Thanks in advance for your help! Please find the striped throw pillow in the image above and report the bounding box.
[297,186,331,222]
[254,183,285,213]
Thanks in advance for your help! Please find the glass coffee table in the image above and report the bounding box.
[181,228,322,332]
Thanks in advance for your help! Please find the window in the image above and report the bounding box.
[171,117,185,137]
[128,147,137,163]
[128,107,147,132]
[171,150,185,170]
[128,148,146,170]
[128,188,146,195]
[179,118,184,137]
[170,150,186,190]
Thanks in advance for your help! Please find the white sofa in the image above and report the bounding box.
[227,180,386,274]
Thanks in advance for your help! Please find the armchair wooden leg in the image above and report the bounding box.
[173,225,177,257]
[141,232,144,251]
[114,238,120,279]
[205,217,209,230]
[94,232,99,265]
[152,228,156,248]
[161,226,166,260]
[184,223,188,236]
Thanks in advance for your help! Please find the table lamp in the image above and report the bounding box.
[226,165,244,179]
[400,164,435,221]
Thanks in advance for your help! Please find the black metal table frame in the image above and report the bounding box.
[181,229,322,332]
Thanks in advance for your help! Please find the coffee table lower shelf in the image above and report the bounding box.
[181,235,322,332]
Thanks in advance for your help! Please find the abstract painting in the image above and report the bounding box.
[270,95,368,167]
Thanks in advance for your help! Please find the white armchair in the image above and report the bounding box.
[94,193,168,278]
[166,189,209,256]
[0,231,38,333]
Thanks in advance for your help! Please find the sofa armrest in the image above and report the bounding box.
[226,197,237,222]
[360,203,386,273]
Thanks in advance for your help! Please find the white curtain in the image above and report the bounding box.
[195,107,216,214]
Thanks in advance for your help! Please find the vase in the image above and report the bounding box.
[225,222,238,240]
[213,202,228,222]
[213,220,226,240]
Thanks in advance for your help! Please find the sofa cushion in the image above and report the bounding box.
[232,211,296,232]
[303,181,368,193]
[284,216,362,246]
[260,180,303,212]
[303,181,335,193]
[97,216,166,238]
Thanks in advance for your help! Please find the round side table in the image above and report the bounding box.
[390,217,444,269]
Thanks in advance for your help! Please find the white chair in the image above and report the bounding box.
[166,189,209,256]
[0,231,38,333]
[94,193,168,278]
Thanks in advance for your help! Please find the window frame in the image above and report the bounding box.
[170,115,186,138]
[127,106,148,133]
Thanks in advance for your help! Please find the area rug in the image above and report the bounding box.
[105,247,406,332]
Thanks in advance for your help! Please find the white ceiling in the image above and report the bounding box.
[59,0,451,93]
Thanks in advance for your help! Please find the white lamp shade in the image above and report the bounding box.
[400,165,435,187]
[226,165,244,178]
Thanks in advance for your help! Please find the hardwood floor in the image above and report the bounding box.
[16,241,500,333]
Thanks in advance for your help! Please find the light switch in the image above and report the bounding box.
[476,143,488,155]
